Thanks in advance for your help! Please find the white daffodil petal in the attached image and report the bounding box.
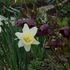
[22,24,29,33]
[15,32,22,39]
[33,39,40,45]
[24,45,31,52]
[30,27,38,36]
[18,40,24,48]
[0,27,1,33]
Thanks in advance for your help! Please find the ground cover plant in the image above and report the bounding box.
[0,0,70,70]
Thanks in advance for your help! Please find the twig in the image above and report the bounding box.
[51,48,67,70]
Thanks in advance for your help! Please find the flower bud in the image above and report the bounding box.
[37,24,48,36]
[59,27,70,38]
[48,39,63,48]
[16,18,35,28]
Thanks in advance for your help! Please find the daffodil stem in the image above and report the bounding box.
[24,52,28,70]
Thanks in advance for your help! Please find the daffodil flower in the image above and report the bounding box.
[15,24,40,52]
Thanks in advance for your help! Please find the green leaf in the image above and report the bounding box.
[64,63,70,70]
